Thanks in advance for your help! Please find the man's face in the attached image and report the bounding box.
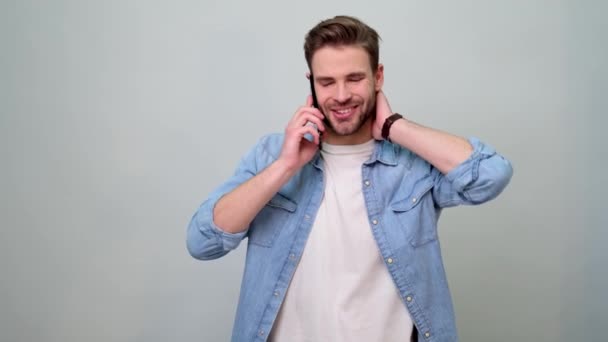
[311,45,384,145]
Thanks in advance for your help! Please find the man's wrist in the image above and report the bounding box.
[381,113,404,142]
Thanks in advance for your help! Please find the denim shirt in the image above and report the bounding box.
[187,133,513,342]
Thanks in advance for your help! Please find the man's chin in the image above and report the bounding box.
[323,105,374,136]
[329,119,371,137]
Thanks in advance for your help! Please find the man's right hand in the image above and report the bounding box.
[211,96,326,234]
[278,95,326,172]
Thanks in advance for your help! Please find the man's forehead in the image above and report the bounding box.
[310,45,372,76]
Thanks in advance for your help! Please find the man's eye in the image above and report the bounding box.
[349,77,363,82]
[320,81,334,87]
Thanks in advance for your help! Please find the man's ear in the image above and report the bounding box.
[374,64,385,91]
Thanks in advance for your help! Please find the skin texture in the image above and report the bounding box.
[310,45,383,145]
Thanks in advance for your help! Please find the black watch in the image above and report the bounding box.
[381,113,403,142]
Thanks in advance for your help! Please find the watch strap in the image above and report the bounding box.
[381,113,403,141]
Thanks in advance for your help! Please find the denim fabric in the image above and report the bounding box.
[187,134,513,342]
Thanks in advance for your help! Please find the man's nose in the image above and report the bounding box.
[334,83,352,103]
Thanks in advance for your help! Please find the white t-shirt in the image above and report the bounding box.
[269,140,413,342]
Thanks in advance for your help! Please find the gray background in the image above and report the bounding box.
[1,0,605,341]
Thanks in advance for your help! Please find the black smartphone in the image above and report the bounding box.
[305,73,321,142]
[309,74,329,125]
[309,73,320,108]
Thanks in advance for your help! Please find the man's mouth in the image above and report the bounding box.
[331,105,358,120]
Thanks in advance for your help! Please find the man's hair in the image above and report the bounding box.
[304,15,381,73]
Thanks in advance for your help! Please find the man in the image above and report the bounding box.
[187,15,512,342]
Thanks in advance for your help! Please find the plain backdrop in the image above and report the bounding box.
[1,1,606,341]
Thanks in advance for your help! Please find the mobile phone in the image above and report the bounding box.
[304,73,321,142]
[309,73,320,108]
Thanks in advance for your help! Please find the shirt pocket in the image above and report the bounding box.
[389,175,438,247]
[248,193,297,247]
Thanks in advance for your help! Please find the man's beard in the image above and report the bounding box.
[323,99,376,137]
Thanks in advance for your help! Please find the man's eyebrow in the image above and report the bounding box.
[346,72,367,78]
[315,72,367,81]
[315,76,335,82]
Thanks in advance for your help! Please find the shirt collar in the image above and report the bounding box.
[367,140,399,166]
[312,139,399,169]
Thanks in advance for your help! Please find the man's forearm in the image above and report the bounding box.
[389,118,473,174]
[213,159,297,234]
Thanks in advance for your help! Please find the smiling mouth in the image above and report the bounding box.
[331,106,358,120]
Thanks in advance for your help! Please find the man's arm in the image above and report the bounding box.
[213,96,324,233]
[388,119,473,175]
[213,159,296,234]
[187,96,325,260]
[373,90,473,174]
[372,90,512,206]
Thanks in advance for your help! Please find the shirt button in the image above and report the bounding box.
[424,332,431,338]
[274,291,280,297]
[372,219,378,225]
[412,197,417,203]
[304,214,311,220]
[387,258,393,264]
[364,180,371,186]
[258,330,265,337]
[406,296,412,302]
[289,253,296,260]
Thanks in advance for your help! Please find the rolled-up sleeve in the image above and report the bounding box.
[186,197,249,260]
[186,137,270,260]
[433,137,513,207]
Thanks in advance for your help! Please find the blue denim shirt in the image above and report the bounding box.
[187,133,513,342]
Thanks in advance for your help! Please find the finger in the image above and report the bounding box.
[293,106,324,124]
[300,125,321,145]
[304,121,322,138]
[285,123,319,145]
[294,111,326,131]
[301,105,325,120]
[306,95,313,107]
[306,116,326,132]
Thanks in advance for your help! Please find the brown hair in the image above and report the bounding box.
[304,15,381,73]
